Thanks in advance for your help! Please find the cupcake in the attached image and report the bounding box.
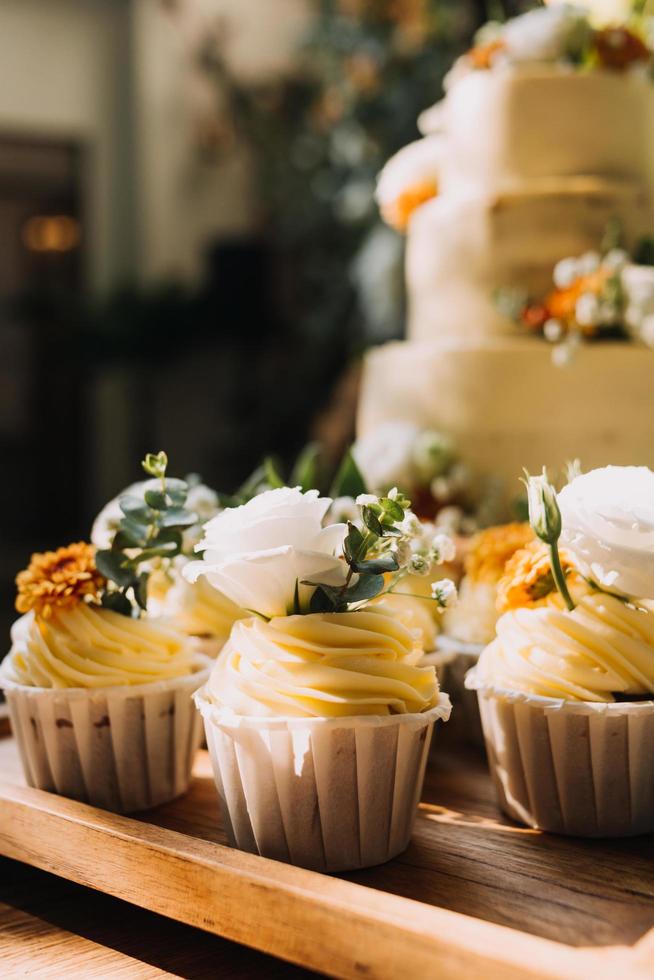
[468,466,654,837]
[93,469,245,658]
[440,522,533,742]
[186,485,452,871]
[1,453,212,812]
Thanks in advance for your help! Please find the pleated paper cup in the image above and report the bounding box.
[467,673,654,837]
[195,690,452,872]
[437,635,484,746]
[1,654,211,813]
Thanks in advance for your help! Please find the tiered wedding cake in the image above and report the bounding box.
[358,4,654,499]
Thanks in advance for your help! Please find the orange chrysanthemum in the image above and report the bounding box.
[16,542,106,619]
[465,522,534,585]
[496,540,578,613]
[382,178,439,232]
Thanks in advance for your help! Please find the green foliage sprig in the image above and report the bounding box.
[305,489,411,614]
[95,451,198,617]
[522,468,575,612]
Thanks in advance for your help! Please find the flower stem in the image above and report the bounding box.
[550,542,575,611]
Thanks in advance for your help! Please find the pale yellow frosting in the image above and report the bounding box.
[206,609,440,717]
[477,592,654,702]
[372,594,438,652]
[3,605,196,689]
[163,575,248,642]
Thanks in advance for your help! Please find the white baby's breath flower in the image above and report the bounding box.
[552,333,580,367]
[603,248,629,272]
[356,493,379,507]
[409,553,432,577]
[434,505,464,533]
[412,430,455,483]
[387,486,400,501]
[553,256,579,289]
[391,540,412,568]
[430,476,452,502]
[431,533,456,564]
[544,318,564,343]
[398,511,421,537]
[575,292,601,327]
[578,250,601,276]
[431,578,457,610]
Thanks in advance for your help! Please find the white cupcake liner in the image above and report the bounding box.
[1,655,211,813]
[467,672,654,837]
[195,691,452,872]
[437,635,484,746]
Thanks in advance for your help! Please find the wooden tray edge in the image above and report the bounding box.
[0,779,642,980]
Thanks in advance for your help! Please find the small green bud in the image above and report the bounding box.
[523,468,561,545]
[142,450,168,479]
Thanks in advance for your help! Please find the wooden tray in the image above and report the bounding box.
[1,717,653,980]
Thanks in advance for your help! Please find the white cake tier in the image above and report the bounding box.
[425,66,654,194]
[407,178,652,343]
[357,339,654,501]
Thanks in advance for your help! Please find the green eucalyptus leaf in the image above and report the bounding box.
[307,583,340,613]
[101,590,133,617]
[362,506,382,536]
[157,507,198,528]
[119,516,149,547]
[330,449,367,499]
[379,498,404,522]
[119,497,152,523]
[290,442,321,492]
[343,521,365,562]
[135,572,150,611]
[112,529,140,551]
[343,573,384,604]
[350,554,399,575]
[133,541,179,562]
[144,489,169,510]
[96,549,134,588]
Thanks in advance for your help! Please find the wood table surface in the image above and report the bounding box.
[0,855,318,978]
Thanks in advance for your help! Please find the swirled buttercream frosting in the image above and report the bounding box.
[163,575,248,641]
[3,604,196,689]
[204,609,440,717]
[476,592,654,702]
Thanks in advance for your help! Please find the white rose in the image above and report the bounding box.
[184,488,349,619]
[559,466,654,599]
[353,422,420,493]
[503,5,590,63]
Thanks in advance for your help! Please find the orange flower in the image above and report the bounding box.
[544,268,610,327]
[594,27,650,71]
[16,542,106,619]
[465,523,534,585]
[469,38,506,70]
[497,540,577,613]
[381,178,438,232]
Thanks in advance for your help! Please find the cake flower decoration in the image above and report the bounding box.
[523,468,575,611]
[184,485,456,621]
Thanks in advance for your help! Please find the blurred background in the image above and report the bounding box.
[0,0,523,632]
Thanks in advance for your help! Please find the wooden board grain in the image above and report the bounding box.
[1,732,653,980]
